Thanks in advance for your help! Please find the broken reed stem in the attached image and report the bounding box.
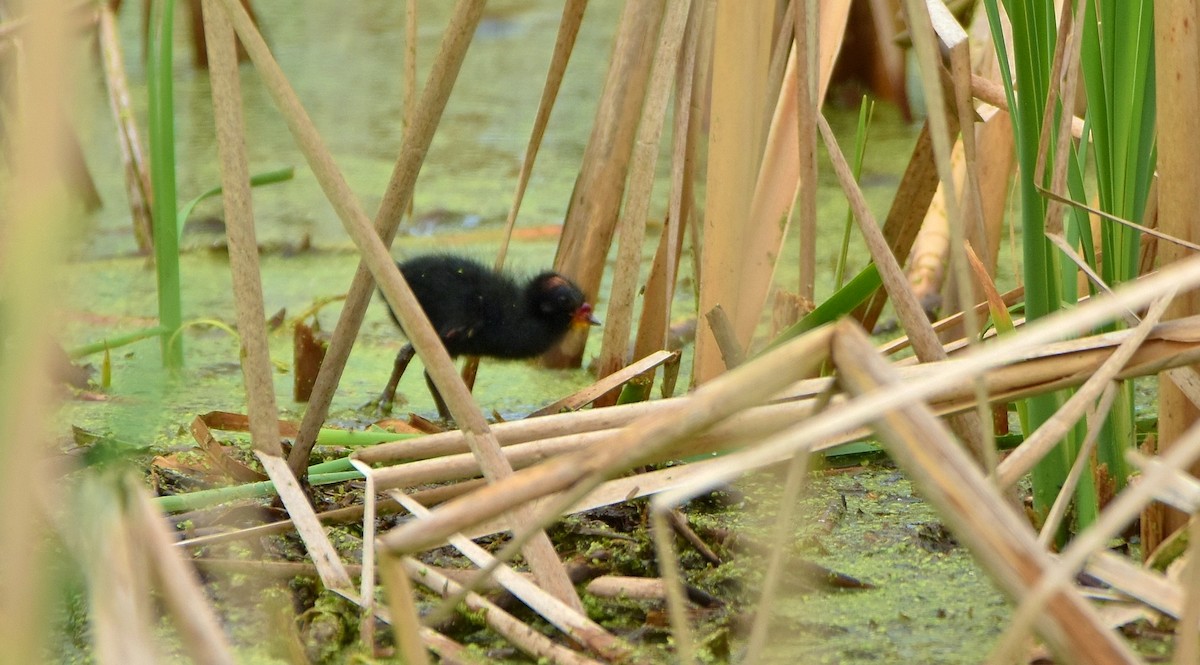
[832,323,1139,665]
[794,0,817,301]
[595,0,691,394]
[400,557,603,665]
[391,492,636,663]
[528,349,676,417]
[651,507,696,665]
[97,2,154,253]
[742,445,812,662]
[550,0,665,370]
[1034,383,1117,549]
[355,316,1200,481]
[131,483,236,664]
[906,0,998,473]
[1177,515,1200,663]
[694,1,773,383]
[203,0,281,459]
[204,0,352,594]
[633,0,702,361]
[997,292,1175,487]
[991,416,1200,663]
[494,0,586,270]
[287,0,485,478]
[349,460,377,648]
[379,555,431,665]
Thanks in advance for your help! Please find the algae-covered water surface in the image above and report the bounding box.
[50,1,1042,663]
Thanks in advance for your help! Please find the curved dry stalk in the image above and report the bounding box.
[399,557,603,665]
[391,492,638,663]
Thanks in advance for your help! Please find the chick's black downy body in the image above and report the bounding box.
[390,255,588,358]
[378,254,598,418]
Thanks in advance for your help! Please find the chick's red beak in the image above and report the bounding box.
[573,302,601,327]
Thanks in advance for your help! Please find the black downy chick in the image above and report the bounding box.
[379,254,599,418]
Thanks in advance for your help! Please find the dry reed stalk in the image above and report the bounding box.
[1087,550,1184,619]
[399,557,604,665]
[379,325,834,553]
[905,0,1000,469]
[991,416,1200,663]
[404,0,417,159]
[703,304,745,368]
[88,490,160,664]
[457,0,589,391]
[633,0,703,361]
[763,0,796,128]
[594,0,691,402]
[130,485,236,664]
[945,4,990,299]
[530,349,676,417]
[852,119,953,331]
[356,316,1200,479]
[880,284,1025,356]
[972,111,1014,270]
[1138,177,1160,277]
[1178,515,1200,664]
[175,479,484,549]
[494,0,586,271]
[349,460,377,649]
[97,3,153,253]
[658,260,1200,508]
[288,0,485,478]
[0,2,72,661]
[214,0,579,607]
[379,555,431,665]
[548,0,665,369]
[727,2,850,351]
[817,112,985,455]
[1035,383,1118,546]
[998,293,1174,487]
[203,0,353,593]
[1167,366,1200,408]
[1040,187,1200,254]
[906,136,953,307]
[418,453,761,545]
[202,0,281,460]
[742,439,814,661]
[194,558,364,579]
[792,0,820,302]
[1031,0,1086,240]
[585,576,672,600]
[693,2,773,384]
[832,324,1140,665]
[651,507,696,664]
[391,492,638,663]
[1153,0,1200,549]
